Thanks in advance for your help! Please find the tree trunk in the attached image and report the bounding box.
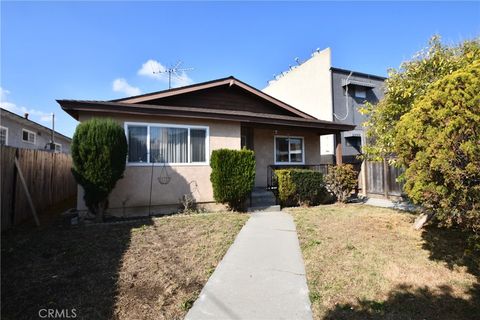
[413,212,435,230]
[95,200,107,223]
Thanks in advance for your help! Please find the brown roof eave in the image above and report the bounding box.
[57,100,355,133]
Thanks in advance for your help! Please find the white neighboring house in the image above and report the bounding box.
[263,47,386,165]
[0,108,71,153]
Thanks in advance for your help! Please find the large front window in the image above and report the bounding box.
[126,123,208,164]
[274,136,304,164]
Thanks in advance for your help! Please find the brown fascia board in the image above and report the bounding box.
[57,100,355,133]
[109,76,316,120]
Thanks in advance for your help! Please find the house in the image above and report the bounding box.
[0,108,72,153]
[263,49,404,198]
[263,48,386,165]
[58,76,354,216]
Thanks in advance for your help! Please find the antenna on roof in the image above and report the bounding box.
[152,61,194,89]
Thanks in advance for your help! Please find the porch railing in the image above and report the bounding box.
[267,164,330,191]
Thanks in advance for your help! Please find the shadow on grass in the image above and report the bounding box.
[323,283,479,320]
[323,223,480,320]
[421,224,479,278]
[1,218,153,320]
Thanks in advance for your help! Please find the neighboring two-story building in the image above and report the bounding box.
[263,47,385,165]
[0,108,72,153]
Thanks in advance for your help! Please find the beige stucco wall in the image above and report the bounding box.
[263,48,335,156]
[76,112,240,214]
[252,126,321,187]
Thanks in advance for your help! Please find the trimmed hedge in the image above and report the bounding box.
[275,169,329,207]
[210,148,256,211]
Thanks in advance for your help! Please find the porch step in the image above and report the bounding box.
[249,187,277,208]
[247,205,281,212]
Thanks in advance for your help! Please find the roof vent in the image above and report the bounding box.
[24,113,29,119]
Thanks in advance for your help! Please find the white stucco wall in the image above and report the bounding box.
[263,47,335,156]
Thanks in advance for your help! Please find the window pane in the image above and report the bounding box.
[289,138,303,163]
[275,137,289,163]
[355,86,366,99]
[150,127,167,163]
[0,128,6,145]
[23,130,29,141]
[167,128,188,163]
[128,126,147,162]
[191,129,206,163]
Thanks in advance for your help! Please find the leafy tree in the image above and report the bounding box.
[395,62,480,232]
[210,148,255,211]
[361,36,480,161]
[71,118,128,222]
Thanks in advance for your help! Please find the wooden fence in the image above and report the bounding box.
[1,146,77,230]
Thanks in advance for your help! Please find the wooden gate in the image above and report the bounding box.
[366,160,404,197]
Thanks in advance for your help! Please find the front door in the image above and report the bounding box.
[241,127,254,150]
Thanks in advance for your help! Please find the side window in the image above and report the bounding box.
[355,86,367,99]
[22,129,36,144]
[0,126,7,145]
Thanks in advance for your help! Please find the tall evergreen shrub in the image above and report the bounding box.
[71,118,128,221]
[210,149,255,211]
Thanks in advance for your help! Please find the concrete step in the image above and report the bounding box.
[247,205,281,212]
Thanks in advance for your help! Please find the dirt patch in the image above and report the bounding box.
[289,204,479,320]
[1,212,248,320]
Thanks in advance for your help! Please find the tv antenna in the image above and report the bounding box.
[151,61,193,89]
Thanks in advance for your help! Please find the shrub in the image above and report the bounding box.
[395,61,480,232]
[210,148,255,211]
[275,169,329,207]
[71,118,128,221]
[324,164,358,203]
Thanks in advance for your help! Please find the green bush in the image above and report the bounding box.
[395,61,480,232]
[210,148,255,211]
[324,164,358,203]
[71,118,128,221]
[275,169,329,207]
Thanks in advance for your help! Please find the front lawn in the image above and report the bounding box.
[289,204,479,320]
[1,212,248,320]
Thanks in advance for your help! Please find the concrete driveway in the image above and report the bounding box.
[185,211,312,320]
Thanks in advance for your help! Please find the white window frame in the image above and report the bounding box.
[355,86,367,99]
[22,129,36,144]
[54,143,62,152]
[124,122,210,166]
[274,135,305,165]
[0,126,8,146]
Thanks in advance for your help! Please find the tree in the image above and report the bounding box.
[361,36,480,161]
[395,61,480,232]
[71,118,128,222]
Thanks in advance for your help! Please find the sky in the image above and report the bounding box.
[1,1,479,138]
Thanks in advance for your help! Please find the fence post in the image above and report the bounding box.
[361,160,368,197]
[383,158,389,198]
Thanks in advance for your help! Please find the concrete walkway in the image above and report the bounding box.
[186,211,312,320]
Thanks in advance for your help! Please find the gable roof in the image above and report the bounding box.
[111,76,316,119]
[57,99,355,134]
[0,107,72,140]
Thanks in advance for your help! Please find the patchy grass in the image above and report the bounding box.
[1,212,248,320]
[289,204,479,320]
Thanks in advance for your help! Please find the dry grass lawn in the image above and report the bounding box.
[289,204,479,320]
[1,212,248,320]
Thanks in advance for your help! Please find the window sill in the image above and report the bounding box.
[273,162,306,166]
[126,162,209,167]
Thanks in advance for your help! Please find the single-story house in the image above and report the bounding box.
[58,76,354,216]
